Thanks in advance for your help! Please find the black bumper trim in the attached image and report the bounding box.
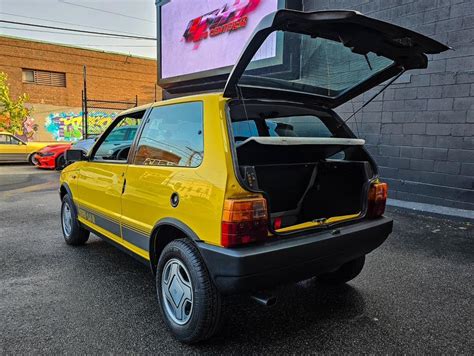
[197,217,393,294]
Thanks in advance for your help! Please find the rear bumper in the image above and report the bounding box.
[197,217,393,294]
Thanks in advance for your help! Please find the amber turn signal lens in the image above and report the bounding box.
[222,197,268,248]
[367,182,388,218]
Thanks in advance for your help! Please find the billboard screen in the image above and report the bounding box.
[159,0,280,82]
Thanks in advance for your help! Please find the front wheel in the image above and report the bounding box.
[55,154,66,170]
[28,153,38,166]
[318,256,366,285]
[156,239,221,344]
[61,194,89,245]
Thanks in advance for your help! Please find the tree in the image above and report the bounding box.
[0,72,32,135]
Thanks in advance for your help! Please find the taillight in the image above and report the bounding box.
[221,197,268,248]
[273,217,282,230]
[367,182,388,218]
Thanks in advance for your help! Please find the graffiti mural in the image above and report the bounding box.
[19,116,39,141]
[0,114,38,141]
[44,111,118,141]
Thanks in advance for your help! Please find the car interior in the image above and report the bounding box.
[229,100,375,231]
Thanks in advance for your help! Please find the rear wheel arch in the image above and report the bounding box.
[149,218,202,274]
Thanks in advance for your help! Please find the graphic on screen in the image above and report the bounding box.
[161,0,279,80]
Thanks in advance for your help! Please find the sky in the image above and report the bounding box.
[0,0,157,58]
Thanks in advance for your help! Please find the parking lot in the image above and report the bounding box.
[0,163,472,354]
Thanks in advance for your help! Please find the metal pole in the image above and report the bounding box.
[83,65,88,139]
[81,90,85,140]
[154,84,157,102]
[135,95,138,107]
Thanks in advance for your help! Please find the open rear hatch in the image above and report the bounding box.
[224,9,449,108]
[226,10,448,235]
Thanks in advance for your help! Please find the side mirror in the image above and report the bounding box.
[65,149,86,163]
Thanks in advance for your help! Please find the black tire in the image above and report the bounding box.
[156,239,221,344]
[55,154,66,171]
[61,194,89,246]
[318,256,366,285]
[28,153,38,166]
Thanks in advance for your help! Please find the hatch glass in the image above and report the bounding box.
[241,31,395,99]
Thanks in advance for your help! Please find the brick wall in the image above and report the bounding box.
[0,36,160,107]
[304,0,473,210]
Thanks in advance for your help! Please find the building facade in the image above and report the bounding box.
[303,0,473,211]
[0,36,159,142]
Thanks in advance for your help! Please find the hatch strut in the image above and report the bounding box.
[339,69,405,128]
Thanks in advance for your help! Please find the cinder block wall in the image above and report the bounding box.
[304,0,473,210]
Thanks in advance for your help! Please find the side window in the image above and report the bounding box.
[105,128,128,143]
[127,127,138,141]
[0,135,18,144]
[133,102,203,167]
[10,136,20,145]
[93,112,144,162]
[0,135,8,144]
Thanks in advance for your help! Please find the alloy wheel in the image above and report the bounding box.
[161,258,194,325]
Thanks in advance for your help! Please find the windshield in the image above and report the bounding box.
[239,31,395,98]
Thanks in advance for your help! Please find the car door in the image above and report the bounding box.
[74,110,146,244]
[223,9,449,108]
[120,102,205,256]
[0,134,27,162]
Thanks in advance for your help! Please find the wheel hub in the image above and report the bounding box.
[161,258,193,325]
[62,203,72,236]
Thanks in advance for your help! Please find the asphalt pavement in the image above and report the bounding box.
[0,164,473,354]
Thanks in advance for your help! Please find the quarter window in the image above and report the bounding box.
[134,102,203,167]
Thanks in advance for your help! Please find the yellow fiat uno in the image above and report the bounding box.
[59,10,448,343]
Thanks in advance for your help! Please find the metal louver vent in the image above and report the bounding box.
[24,69,66,87]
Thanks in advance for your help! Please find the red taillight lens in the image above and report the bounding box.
[221,198,268,248]
[273,217,282,230]
[367,182,388,218]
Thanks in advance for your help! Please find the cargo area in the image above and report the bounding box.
[229,101,376,232]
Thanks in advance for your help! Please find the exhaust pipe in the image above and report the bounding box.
[250,293,277,307]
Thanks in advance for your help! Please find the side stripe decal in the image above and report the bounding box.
[77,204,149,252]
[122,226,149,251]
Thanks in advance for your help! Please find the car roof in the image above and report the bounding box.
[117,93,224,117]
[151,93,223,108]
[119,103,154,116]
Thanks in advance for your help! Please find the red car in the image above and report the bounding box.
[34,143,72,170]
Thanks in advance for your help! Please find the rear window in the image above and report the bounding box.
[240,31,394,99]
[232,115,333,142]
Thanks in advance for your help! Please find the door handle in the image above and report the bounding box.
[122,179,127,194]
